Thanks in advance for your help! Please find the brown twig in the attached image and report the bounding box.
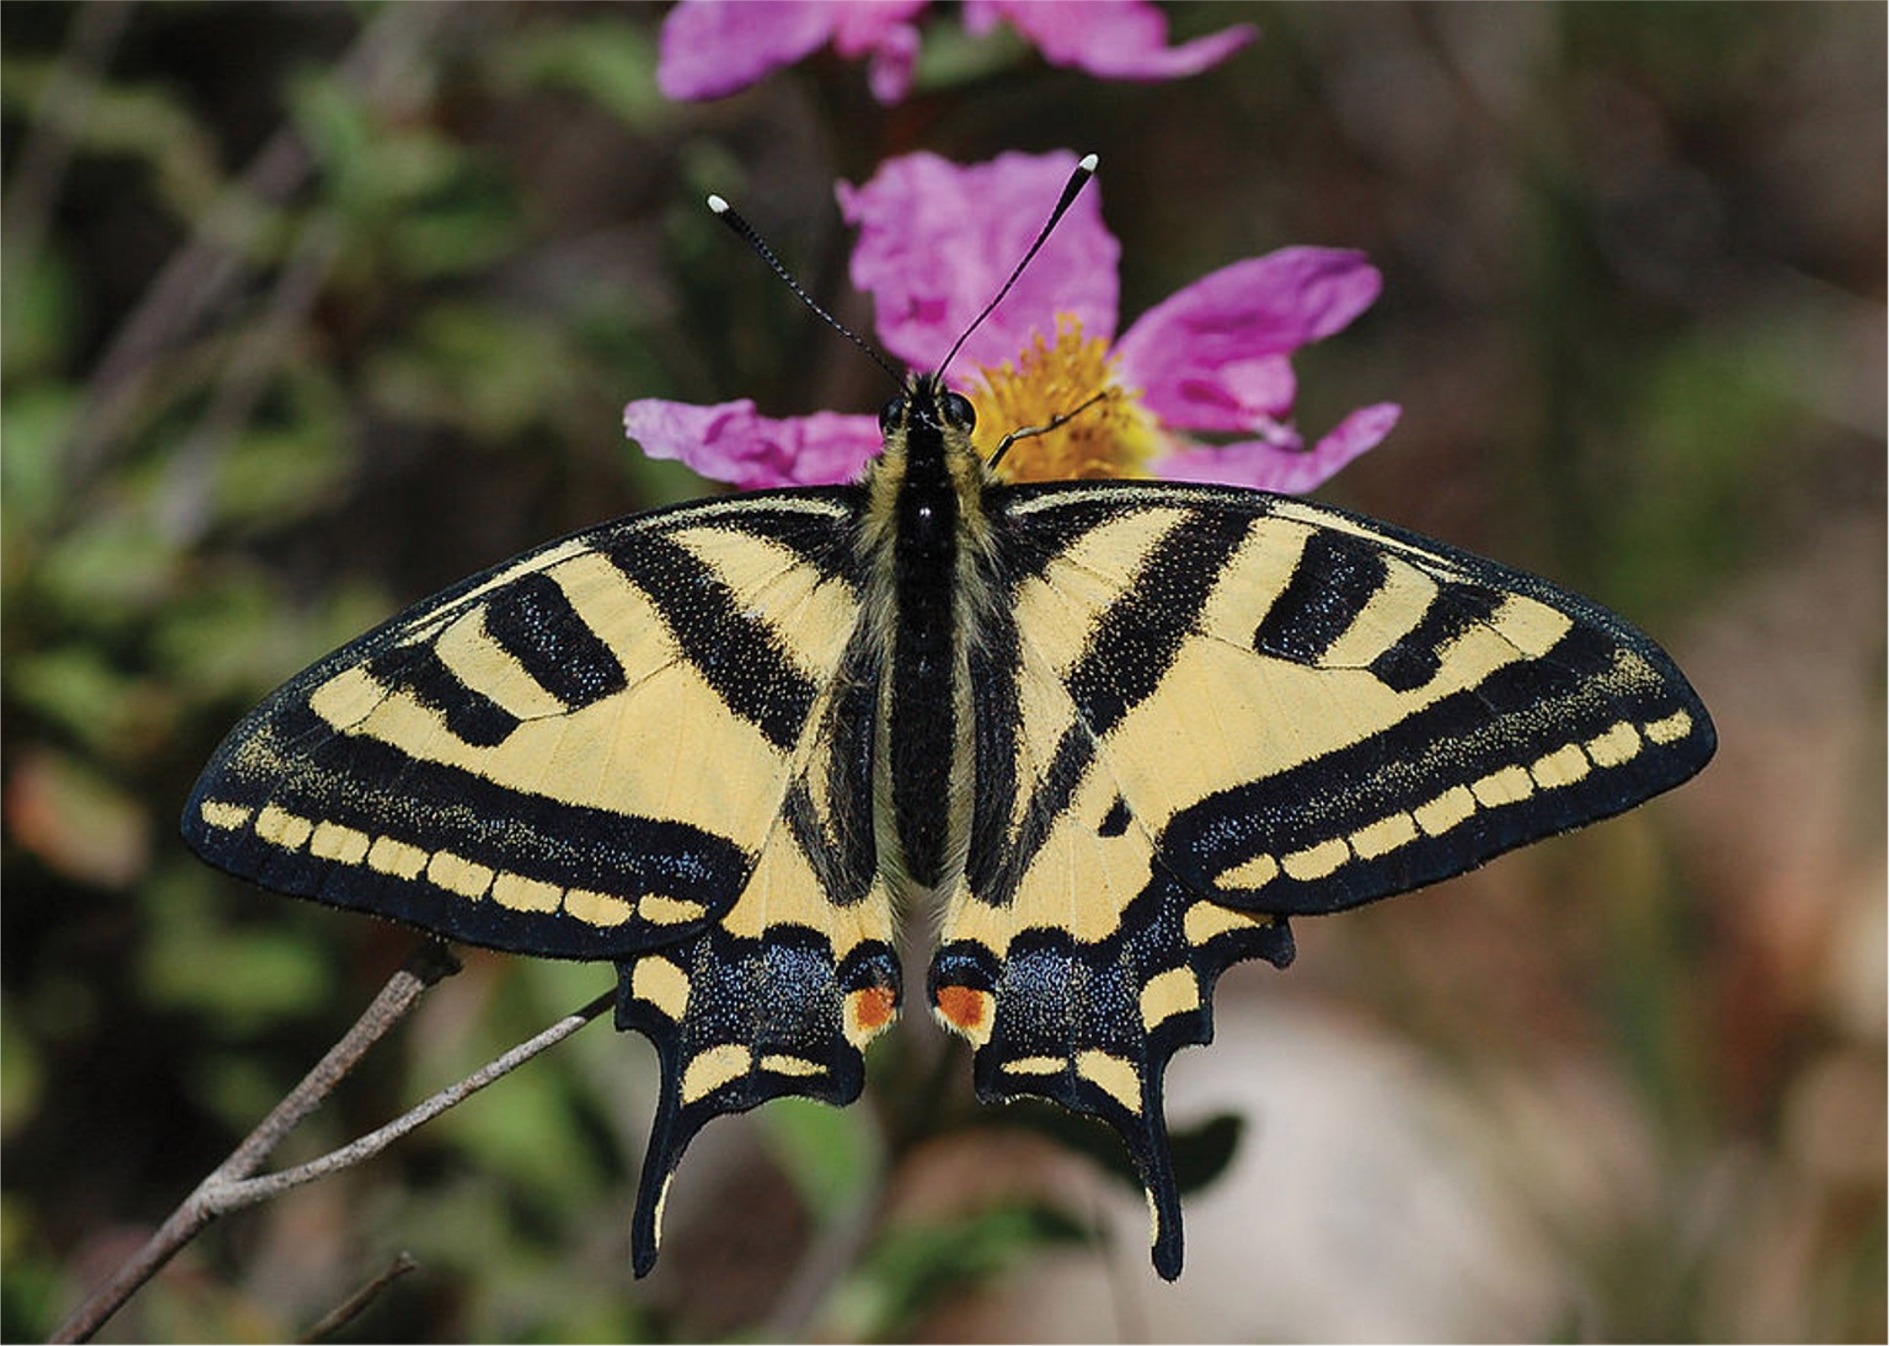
[48,944,612,1344]
[297,1250,419,1343]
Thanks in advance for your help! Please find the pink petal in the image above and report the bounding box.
[965,0,1254,80]
[657,0,927,102]
[1114,247,1384,433]
[831,1,929,102]
[1153,402,1401,493]
[862,20,922,101]
[1159,355,1299,434]
[658,1,834,101]
[624,398,882,489]
[836,149,1119,375]
[831,0,930,52]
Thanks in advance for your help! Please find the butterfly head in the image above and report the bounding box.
[879,373,977,441]
[872,370,986,478]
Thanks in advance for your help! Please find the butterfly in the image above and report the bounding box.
[183,161,1715,1280]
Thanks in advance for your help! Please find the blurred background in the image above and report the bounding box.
[2,3,1882,1340]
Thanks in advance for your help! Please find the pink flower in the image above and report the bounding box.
[657,0,1255,104]
[626,149,1399,492]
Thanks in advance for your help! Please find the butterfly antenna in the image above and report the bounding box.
[938,152,1099,380]
[708,194,906,390]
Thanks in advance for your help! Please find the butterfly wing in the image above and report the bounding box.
[184,488,900,1273]
[934,480,1715,1277]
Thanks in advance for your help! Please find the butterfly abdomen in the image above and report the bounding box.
[873,378,990,896]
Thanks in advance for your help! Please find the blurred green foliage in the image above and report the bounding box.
[2,2,1882,1342]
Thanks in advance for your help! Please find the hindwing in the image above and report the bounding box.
[931,480,1715,1276]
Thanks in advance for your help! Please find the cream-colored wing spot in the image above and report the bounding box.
[1645,709,1694,744]
[1139,967,1200,1031]
[367,835,428,879]
[758,1054,826,1078]
[1350,811,1420,860]
[1003,1055,1064,1076]
[681,1044,750,1104]
[563,888,634,928]
[1529,743,1592,790]
[640,895,708,925]
[1281,837,1351,882]
[198,800,253,832]
[1076,1050,1142,1112]
[255,804,313,851]
[492,872,561,914]
[427,851,493,900]
[1486,591,1574,660]
[1414,785,1478,836]
[630,956,690,1021]
[1183,901,1279,946]
[309,821,370,865]
[1471,764,1535,809]
[309,665,387,732]
[1584,720,1643,768]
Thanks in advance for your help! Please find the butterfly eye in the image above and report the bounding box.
[878,396,905,436]
[941,391,977,432]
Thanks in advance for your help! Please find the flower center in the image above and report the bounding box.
[968,316,1159,482]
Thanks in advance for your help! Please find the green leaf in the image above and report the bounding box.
[495,18,668,129]
[830,1204,1088,1339]
[138,863,334,1031]
[147,568,363,700]
[0,247,79,381]
[0,1003,43,1138]
[286,71,377,215]
[388,177,521,279]
[32,508,181,630]
[909,12,1028,91]
[212,422,351,526]
[431,1057,602,1212]
[0,384,79,543]
[365,302,577,440]
[7,647,173,762]
[758,1095,881,1222]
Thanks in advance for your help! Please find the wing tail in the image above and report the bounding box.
[616,924,900,1276]
[931,881,1294,1278]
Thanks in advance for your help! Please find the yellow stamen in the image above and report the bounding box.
[970,316,1160,482]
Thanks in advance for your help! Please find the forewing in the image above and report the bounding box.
[185,490,867,958]
[933,479,1715,1276]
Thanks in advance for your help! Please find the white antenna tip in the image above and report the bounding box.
[1077,153,1099,173]
[707,194,730,215]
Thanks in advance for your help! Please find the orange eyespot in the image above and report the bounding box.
[851,985,897,1032]
[934,984,990,1033]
